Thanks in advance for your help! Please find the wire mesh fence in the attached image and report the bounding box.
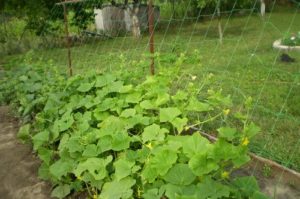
[1,0,300,196]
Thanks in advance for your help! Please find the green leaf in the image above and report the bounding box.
[182,133,211,158]
[186,97,212,112]
[189,154,219,176]
[77,82,94,92]
[218,127,237,141]
[163,164,196,185]
[172,90,188,101]
[244,122,260,138]
[120,85,133,93]
[97,136,113,154]
[95,74,116,87]
[197,178,230,199]
[120,108,136,118]
[143,188,161,199]
[160,108,182,122]
[38,162,51,180]
[162,184,198,199]
[66,136,85,153]
[142,124,168,143]
[171,117,188,133]
[38,147,53,165]
[111,132,131,151]
[82,144,98,157]
[125,92,142,104]
[74,156,112,180]
[49,159,74,180]
[152,149,178,176]
[106,81,124,93]
[141,164,159,183]
[51,184,71,199]
[155,93,170,106]
[17,124,31,143]
[114,159,135,181]
[140,100,156,110]
[100,177,136,199]
[32,130,49,150]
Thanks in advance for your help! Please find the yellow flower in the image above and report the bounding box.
[191,75,197,81]
[77,176,82,181]
[221,171,230,179]
[241,137,250,146]
[146,142,153,150]
[223,109,230,116]
[93,194,97,199]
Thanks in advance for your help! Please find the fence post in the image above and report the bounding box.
[148,0,155,75]
[63,2,73,76]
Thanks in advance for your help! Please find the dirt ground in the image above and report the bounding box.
[0,106,51,199]
[0,105,299,199]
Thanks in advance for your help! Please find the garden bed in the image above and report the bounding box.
[0,105,299,199]
[273,39,300,51]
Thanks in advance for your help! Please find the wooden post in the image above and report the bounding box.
[148,0,155,75]
[217,0,223,45]
[63,2,73,76]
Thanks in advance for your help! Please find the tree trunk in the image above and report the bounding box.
[217,1,223,44]
[260,0,266,17]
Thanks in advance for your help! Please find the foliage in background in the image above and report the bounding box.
[281,31,300,46]
[0,58,267,199]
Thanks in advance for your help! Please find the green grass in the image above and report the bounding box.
[3,6,300,171]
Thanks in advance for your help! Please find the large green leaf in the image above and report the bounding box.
[97,135,113,154]
[142,124,168,143]
[111,132,131,151]
[186,97,212,112]
[152,149,178,176]
[49,159,74,180]
[189,154,219,176]
[163,163,196,185]
[244,122,260,138]
[114,159,135,181]
[100,177,136,199]
[95,74,116,88]
[196,178,230,199]
[38,147,53,165]
[74,156,112,180]
[82,144,99,157]
[120,108,136,118]
[51,184,71,199]
[218,127,237,141]
[171,117,188,133]
[77,82,95,92]
[160,108,182,122]
[140,100,156,110]
[32,130,49,150]
[182,133,211,158]
[143,188,161,199]
[155,93,170,106]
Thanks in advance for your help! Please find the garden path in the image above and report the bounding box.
[0,106,51,199]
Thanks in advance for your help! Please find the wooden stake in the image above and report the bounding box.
[148,0,155,75]
[63,2,73,76]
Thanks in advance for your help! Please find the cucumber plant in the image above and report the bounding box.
[1,63,268,199]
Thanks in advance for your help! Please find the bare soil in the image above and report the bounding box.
[0,106,51,199]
